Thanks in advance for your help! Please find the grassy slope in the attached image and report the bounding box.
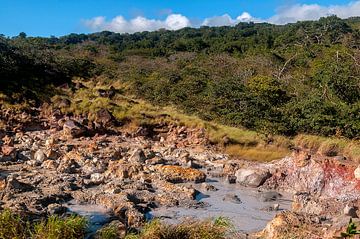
[51,79,360,162]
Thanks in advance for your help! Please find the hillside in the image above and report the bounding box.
[1,16,360,140]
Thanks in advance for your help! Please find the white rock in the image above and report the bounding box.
[235,168,271,187]
[354,166,360,180]
[90,173,105,184]
[33,150,46,163]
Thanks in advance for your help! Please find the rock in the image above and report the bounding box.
[260,191,283,202]
[45,137,55,148]
[201,183,218,191]
[344,205,358,218]
[186,160,201,169]
[273,204,280,211]
[2,135,14,146]
[57,99,71,108]
[157,165,206,183]
[96,109,115,127]
[17,150,31,161]
[0,176,6,190]
[42,160,58,169]
[223,193,242,204]
[106,161,143,180]
[47,203,67,215]
[63,120,85,138]
[6,176,33,192]
[57,157,81,174]
[227,175,237,184]
[145,156,165,165]
[128,149,146,163]
[0,146,16,162]
[97,88,116,99]
[1,145,15,156]
[235,168,271,187]
[354,166,360,180]
[90,173,105,185]
[33,149,47,163]
[100,220,126,238]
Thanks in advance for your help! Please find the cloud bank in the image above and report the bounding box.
[84,1,360,33]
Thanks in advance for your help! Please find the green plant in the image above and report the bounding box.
[125,218,232,239]
[32,215,88,239]
[0,210,30,239]
[340,218,360,238]
[96,225,119,239]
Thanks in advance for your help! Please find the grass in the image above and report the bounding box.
[0,210,29,239]
[294,134,360,162]
[225,145,290,162]
[33,215,88,239]
[95,225,120,239]
[0,210,88,239]
[124,217,232,239]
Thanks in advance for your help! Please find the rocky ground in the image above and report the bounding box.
[1,106,360,238]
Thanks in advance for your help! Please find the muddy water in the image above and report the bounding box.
[67,201,113,237]
[66,178,292,235]
[148,177,292,233]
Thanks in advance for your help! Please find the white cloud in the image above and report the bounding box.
[84,14,190,33]
[268,1,360,24]
[83,1,360,33]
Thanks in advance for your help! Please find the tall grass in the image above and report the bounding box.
[0,210,29,239]
[33,215,88,239]
[124,217,232,239]
[0,210,88,239]
[294,134,360,162]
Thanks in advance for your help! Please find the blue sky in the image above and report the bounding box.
[0,0,358,37]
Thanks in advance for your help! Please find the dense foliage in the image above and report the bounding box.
[1,16,360,138]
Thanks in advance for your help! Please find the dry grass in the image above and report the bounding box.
[225,145,290,162]
[294,134,360,162]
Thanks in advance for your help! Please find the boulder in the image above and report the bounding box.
[235,168,271,187]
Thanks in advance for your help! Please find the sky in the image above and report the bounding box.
[0,0,360,37]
